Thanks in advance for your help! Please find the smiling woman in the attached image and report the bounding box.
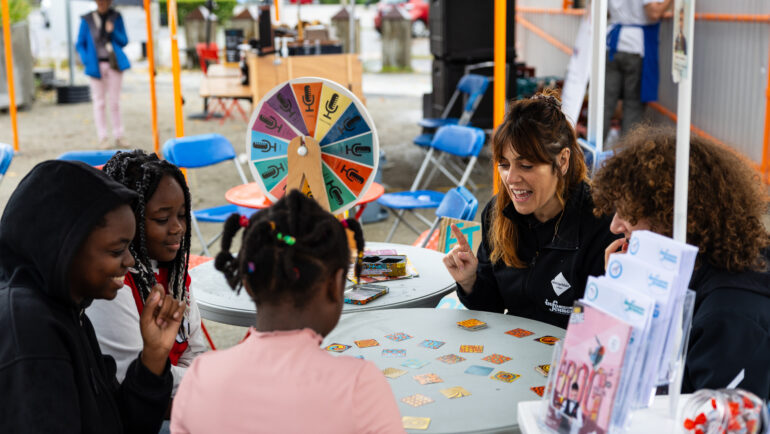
[443,90,620,329]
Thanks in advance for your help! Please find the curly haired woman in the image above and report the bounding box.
[592,126,770,399]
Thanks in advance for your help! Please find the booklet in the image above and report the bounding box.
[545,301,634,434]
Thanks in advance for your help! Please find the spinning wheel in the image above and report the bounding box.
[246,77,379,214]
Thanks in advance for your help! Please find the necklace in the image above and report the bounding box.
[551,208,566,243]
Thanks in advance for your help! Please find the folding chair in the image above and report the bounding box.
[413,186,479,249]
[162,133,256,256]
[57,149,127,168]
[0,143,14,186]
[378,125,486,242]
[578,138,614,176]
[196,42,219,74]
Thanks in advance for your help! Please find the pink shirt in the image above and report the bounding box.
[170,328,405,434]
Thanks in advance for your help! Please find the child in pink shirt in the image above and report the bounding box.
[170,191,404,434]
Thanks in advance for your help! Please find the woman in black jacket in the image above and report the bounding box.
[0,161,186,433]
[592,126,770,400]
[444,91,618,328]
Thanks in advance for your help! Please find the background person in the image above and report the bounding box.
[592,126,770,399]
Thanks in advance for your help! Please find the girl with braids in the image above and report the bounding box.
[170,191,403,434]
[88,150,207,396]
[443,90,619,329]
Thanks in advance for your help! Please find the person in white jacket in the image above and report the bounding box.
[88,150,207,395]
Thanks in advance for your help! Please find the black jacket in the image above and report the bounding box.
[457,182,618,328]
[0,161,172,433]
[682,258,770,400]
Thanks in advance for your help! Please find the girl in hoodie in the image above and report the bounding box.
[170,191,404,434]
[0,160,186,433]
[88,150,207,396]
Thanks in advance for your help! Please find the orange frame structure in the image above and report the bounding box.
[1,0,19,152]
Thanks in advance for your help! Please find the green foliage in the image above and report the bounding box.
[0,0,31,26]
[159,0,237,27]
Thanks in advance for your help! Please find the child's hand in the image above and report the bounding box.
[604,238,628,270]
[139,284,186,376]
[443,224,478,293]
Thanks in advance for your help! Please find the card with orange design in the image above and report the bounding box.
[505,328,534,338]
[354,339,379,348]
[457,318,488,331]
[459,344,483,353]
[534,335,560,346]
[401,393,434,407]
[491,371,520,383]
[531,386,545,397]
[482,353,511,364]
[413,373,444,385]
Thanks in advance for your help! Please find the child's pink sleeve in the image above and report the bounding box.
[169,360,197,434]
[353,361,406,434]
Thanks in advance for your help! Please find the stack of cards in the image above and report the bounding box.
[457,318,488,331]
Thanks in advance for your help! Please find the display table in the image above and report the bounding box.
[322,308,566,433]
[517,394,690,434]
[190,242,455,327]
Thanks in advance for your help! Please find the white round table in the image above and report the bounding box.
[189,242,456,326]
[322,308,566,433]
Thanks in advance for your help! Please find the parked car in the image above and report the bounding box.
[373,0,429,38]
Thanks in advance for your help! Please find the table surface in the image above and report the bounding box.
[322,308,566,434]
[225,181,385,210]
[189,242,456,327]
[199,76,251,99]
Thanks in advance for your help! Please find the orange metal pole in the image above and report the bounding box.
[168,0,184,138]
[492,0,507,195]
[516,16,574,56]
[517,7,585,16]
[274,0,280,22]
[144,0,160,154]
[762,33,770,182]
[1,0,19,152]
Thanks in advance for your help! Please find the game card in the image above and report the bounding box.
[534,335,560,345]
[382,349,406,358]
[413,373,444,385]
[491,371,520,383]
[531,386,545,397]
[385,332,413,342]
[382,367,408,379]
[436,354,466,364]
[535,364,550,377]
[464,365,493,376]
[401,394,434,407]
[324,343,351,353]
[344,284,388,305]
[419,339,445,349]
[401,359,430,369]
[459,344,483,353]
[482,353,511,365]
[505,328,534,338]
[354,339,379,348]
[457,318,488,331]
[402,416,431,430]
[440,386,471,399]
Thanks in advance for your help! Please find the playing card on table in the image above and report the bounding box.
[482,353,511,365]
[401,393,434,407]
[385,332,413,342]
[354,339,379,348]
[413,373,443,385]
[401,358,430,369]
[464,365,493,376]
[440,386,471,399]
[457,318,488,331]
[402,416,431,430]
[535,364,550,376]
[534,335,560,346]
[491,371,520,383]
[382,367,408,379]
[382,349,406,358]
[419,339,445,350]
[436,354,466,364]
[505,328,534,338]
[459,344,483,353]
[531,386,545,397]
[324,343,351,353]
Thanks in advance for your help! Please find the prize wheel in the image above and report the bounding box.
[246,77,379,215]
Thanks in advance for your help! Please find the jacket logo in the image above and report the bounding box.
[551,272,571,296]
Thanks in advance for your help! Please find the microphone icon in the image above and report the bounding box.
[276,93,295,117]
[302,85,315,112]
[323,93,339,120]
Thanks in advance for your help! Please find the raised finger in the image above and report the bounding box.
[450,224,471,251]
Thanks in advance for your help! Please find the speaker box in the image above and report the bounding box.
[429,0,516,62]
[257,5,274,55]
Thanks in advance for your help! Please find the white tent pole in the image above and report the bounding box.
[587,0,607,152]
[673,5,695,243]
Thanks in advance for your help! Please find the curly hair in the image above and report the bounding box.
[489,89,588,267]
[592,126,769,272]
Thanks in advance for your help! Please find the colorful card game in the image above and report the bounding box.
[440,386,471,399]
[402,416,431,430]
[419,339,445,349]
[534,335,560,345]
[464,365,493,376]
[382,349,406,358]
[402,359,430,369]
[459,344,483,353]
[382,367,408,379]
[491,371,520,383]
[354,339,379,348]
[457,318,488,331]
[436,354,466,364]
[505,328,534,338]
[324,343,350,353]
[413,373,443,385]
[482,353,511,364]
[536,364,550,377]
[531,386,545,397]
[385,332,413,342]
[401,393,434,407]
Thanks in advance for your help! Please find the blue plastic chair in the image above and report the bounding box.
[162,133,256,256]
[57,149,127,167]
[379,125,486,242]
[0,143,14,185]
[578,138,614,176]
[419,186,479,248]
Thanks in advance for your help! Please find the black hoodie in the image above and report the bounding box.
[0,161,173,433]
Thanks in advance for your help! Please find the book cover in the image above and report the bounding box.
[545,301,633,434]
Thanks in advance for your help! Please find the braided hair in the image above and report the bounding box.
[102,150,192,304]
[215,190,365,308]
